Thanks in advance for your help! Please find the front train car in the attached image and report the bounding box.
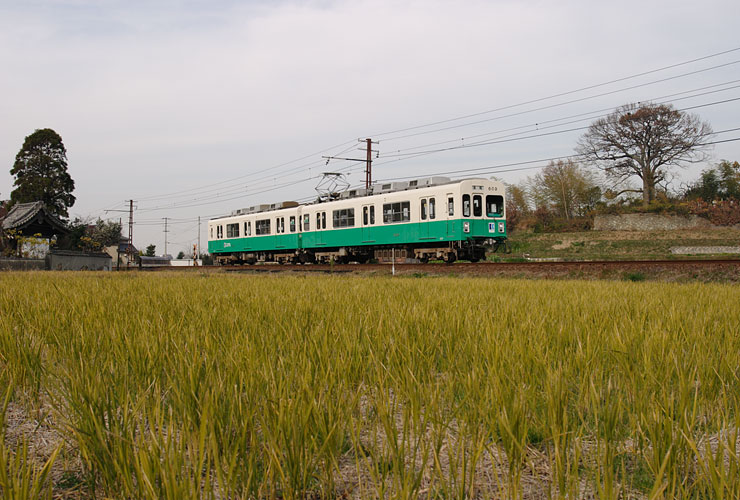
[207,177,506,264]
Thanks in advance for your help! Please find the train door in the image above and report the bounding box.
[362,204,375,242]
[315,211,327,247]
[446,192,456,238]
[418,197,430,240]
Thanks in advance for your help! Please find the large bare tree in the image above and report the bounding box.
[576,103,712,207]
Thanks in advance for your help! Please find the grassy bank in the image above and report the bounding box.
[501,227,740,261]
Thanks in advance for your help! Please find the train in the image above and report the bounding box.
[207,176,506,264]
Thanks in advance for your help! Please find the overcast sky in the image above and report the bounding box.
[1,0,739,256]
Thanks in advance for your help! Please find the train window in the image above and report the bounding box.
[421,199,427,220]
[486,195,504,217]
[363,206,368,225]
[370,206,375,224]
[243,222,248,236]
[473,195,482,217]
[383,202,411,223]
[281,217,286,233]
[256,219,270,235]
[303,214,310,231]
[321,212,327,229]
[429,198,436,219]
[248,221,252,236]
[316,213,321,230]
[226,223,239,238]
[217,225,223,238]
[290,216,296,232]
[448,197,454,216]
[210,227,213,238]
[333,209,355,228]
[463,195,471,217]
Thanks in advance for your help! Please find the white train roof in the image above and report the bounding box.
[211,176,500,221]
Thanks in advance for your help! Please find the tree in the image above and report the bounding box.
[576,103,712,208]
[527,160,601,219]
[176,251,185,259]
[145,244,156,257]
[505,184,530,231]
[685,160,740,201]
[61,218,122,251]
[89,219,123,248]
[10,129,76,218]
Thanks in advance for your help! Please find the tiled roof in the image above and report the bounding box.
[1,201,68,233]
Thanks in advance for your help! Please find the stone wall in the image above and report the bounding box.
[593,213,715,231]
[0,258,45,271]
[46,250,112,271]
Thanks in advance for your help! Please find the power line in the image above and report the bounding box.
[378,79,740,158]
[127,47,740,210]
[375,132,740,182]
[133,91,739,213]
[369,47,740,138]
[134,140,357,203]
[377,59,740,143]
[374,97,740,162]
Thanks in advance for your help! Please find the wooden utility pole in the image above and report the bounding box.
[362,138,379,189]
[321,139,378,190]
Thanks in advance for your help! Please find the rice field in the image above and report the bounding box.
[1,272,740,499]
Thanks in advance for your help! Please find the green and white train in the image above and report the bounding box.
[208,177,506,264]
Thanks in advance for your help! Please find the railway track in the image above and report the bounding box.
[140,258,740,277]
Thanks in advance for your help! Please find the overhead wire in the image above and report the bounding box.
[376,59,740,144]
[374,129,740,182]
[127,47,740,210]
[378,79,740,158]
[369,47,740,138]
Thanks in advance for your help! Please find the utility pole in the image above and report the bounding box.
[321,138,378,190]
[197,216,201,259]
[163,217,169,257]
[128,200,134,267]
[106,200,135,269]
[362,138,379,189]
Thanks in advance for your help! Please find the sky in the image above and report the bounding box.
[1,0,739,257]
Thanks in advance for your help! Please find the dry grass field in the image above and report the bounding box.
[1,272,739,499]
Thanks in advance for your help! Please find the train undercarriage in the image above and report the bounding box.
[214,238,507,266]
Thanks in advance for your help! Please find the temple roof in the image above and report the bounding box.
[1,201,70,236]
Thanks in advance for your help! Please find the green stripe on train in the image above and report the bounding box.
[208,218,506,254]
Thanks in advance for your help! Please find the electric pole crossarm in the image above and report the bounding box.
[322,138,379,190]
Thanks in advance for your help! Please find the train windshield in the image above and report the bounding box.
[486,195,504,217]
[473,195,482,217]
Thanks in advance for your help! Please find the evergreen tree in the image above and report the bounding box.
[10,128,75,218]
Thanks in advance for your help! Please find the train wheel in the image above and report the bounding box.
[444,252,457,264]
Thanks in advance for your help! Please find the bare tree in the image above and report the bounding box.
[527,160,601,219]
[576,103,712,207]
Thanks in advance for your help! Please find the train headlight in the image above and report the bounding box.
[463,221,470,233]
[498,222,505,233]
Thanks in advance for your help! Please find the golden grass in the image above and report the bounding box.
[1,272,739,499]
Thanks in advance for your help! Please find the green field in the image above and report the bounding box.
[2,273,740,499]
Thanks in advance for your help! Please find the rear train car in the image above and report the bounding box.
[207,177,506,264]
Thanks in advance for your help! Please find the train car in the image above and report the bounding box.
[208,177,506,264]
